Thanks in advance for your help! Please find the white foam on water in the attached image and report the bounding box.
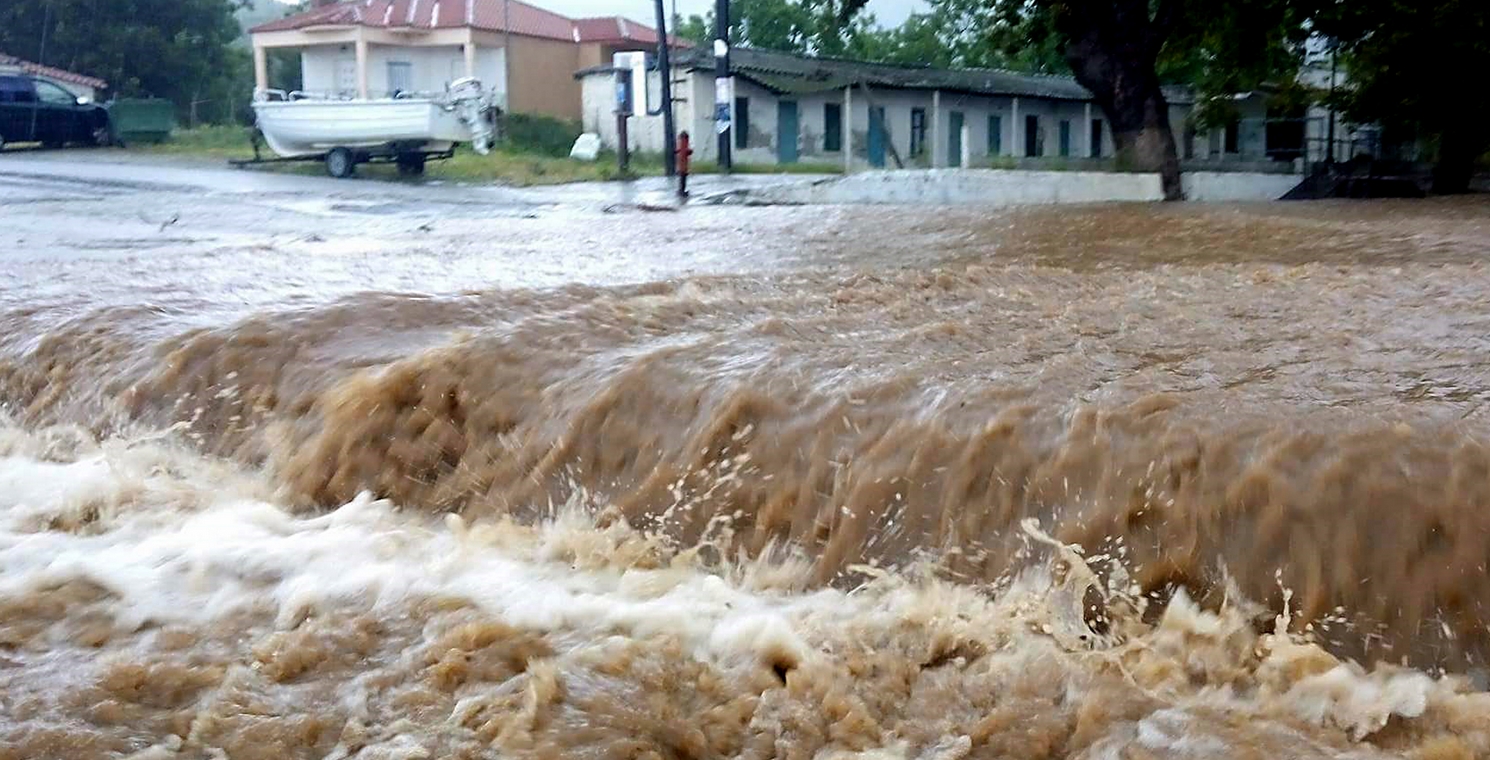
[2,427,1487,758]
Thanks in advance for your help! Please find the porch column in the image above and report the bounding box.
[253,42,269,92]
[464,30,477,79]
[930,89,942,168]
[1009,97,1020,157]
[843,86,853,174]
[354,31,369,99]
[1084,102,1093,157]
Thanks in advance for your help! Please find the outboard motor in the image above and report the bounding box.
[447,77,493,155]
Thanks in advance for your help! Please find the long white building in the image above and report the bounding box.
[578,47,1313,172]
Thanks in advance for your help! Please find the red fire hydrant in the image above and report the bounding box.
[676,130,693,198]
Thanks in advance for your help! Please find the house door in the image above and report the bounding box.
[334,58,357,97]
[947,111,964,167]
[867,106,886,167]
[776,100,799,163]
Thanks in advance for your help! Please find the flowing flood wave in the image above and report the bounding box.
[4,200,1490,758]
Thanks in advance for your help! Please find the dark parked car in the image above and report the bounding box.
[0,73,109,150]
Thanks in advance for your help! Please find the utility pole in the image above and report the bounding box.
[503,0,512,132]
[653,0,677,176]
[1326,38,1338,166]
[31,3,51,141]
[715,0,732,172]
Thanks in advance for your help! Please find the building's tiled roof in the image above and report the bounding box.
[573,16,659,45]
[251,0,658,46]
[0,52,107,90]
[628,46,1195,104]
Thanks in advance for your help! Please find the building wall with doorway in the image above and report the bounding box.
[571,47,1317,175]
[576,71,1149,170]
[252,3,661,122]
[300,44,504,99]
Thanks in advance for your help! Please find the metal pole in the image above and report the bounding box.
[30,2,50,141]
[503,0,512,121]
[616,69,631,174]
[654,0,677,176]
[715,0,732,172]
[1326,41,1338,165]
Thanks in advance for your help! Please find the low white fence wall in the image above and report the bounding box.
[1181,171,1306,201]
[731,169,1302,207]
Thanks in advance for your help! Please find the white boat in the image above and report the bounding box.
[251,78,495,175]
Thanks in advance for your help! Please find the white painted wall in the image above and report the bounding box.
[738,168,1300,206]
[747,168,1165,205]
[300,44,504,101]
[1182,171,1302,201]
[577,69,1300,175]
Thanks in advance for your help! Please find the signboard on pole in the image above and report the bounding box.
[613,52,648,116]
[714,77,732,134]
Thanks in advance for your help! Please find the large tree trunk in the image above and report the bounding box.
[1054,0,1185,200]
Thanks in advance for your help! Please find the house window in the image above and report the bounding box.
[1224,120,1240,154]
[1024,114,1040,157]
[734,96,749,150]
[386,62,413,96]
[1058,120,1072,157]
[910,107,927,157]
[988,115,1002,155]
[1090,119,1104,157]
[824,102,842,152]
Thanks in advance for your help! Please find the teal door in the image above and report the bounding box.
[867,106,886,167]
[776,100,799,163]
[948,111,964,167]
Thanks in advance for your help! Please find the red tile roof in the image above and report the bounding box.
[251,0,658,45]
[572,16,660,45]
[0,52,107,90]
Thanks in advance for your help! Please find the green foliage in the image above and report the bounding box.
[1316,0,1489,189]
[673,13,712,45]
[885,0,1066,72]
[502,113,583,158]
[0,0,249,124]
[674,0,1064,73]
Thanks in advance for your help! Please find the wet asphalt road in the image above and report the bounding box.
[0,152,867,328]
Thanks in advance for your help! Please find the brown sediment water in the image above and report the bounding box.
[4,194,1490,758]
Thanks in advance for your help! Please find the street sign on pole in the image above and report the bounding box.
[715,0,732,172]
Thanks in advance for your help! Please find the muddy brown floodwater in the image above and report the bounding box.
[4,165,1490,760]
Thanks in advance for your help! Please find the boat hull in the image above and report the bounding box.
[252,99,475,158]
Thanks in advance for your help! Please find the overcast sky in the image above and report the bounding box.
[543,0,926,27]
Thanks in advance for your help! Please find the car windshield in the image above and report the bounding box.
[34,79,75,104]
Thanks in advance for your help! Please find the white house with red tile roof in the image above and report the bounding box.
[249,0,660,121]
[0,53,107,101]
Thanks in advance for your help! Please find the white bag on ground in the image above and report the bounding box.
[569,133,601,161]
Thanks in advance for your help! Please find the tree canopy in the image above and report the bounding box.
[0,0,250,123]
[1315,0,1489,192]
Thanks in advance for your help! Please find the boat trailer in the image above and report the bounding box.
[229,129,455,178]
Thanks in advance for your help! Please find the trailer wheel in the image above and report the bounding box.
[396,153,426,177]
[326,147,356,179]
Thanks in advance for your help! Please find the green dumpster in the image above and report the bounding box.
[106,98,175,145]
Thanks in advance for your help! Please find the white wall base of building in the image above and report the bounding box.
[728,168,1301,207]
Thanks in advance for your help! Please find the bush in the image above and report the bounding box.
[503,112,582,157]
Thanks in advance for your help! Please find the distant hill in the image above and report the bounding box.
[234,0,304,45]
